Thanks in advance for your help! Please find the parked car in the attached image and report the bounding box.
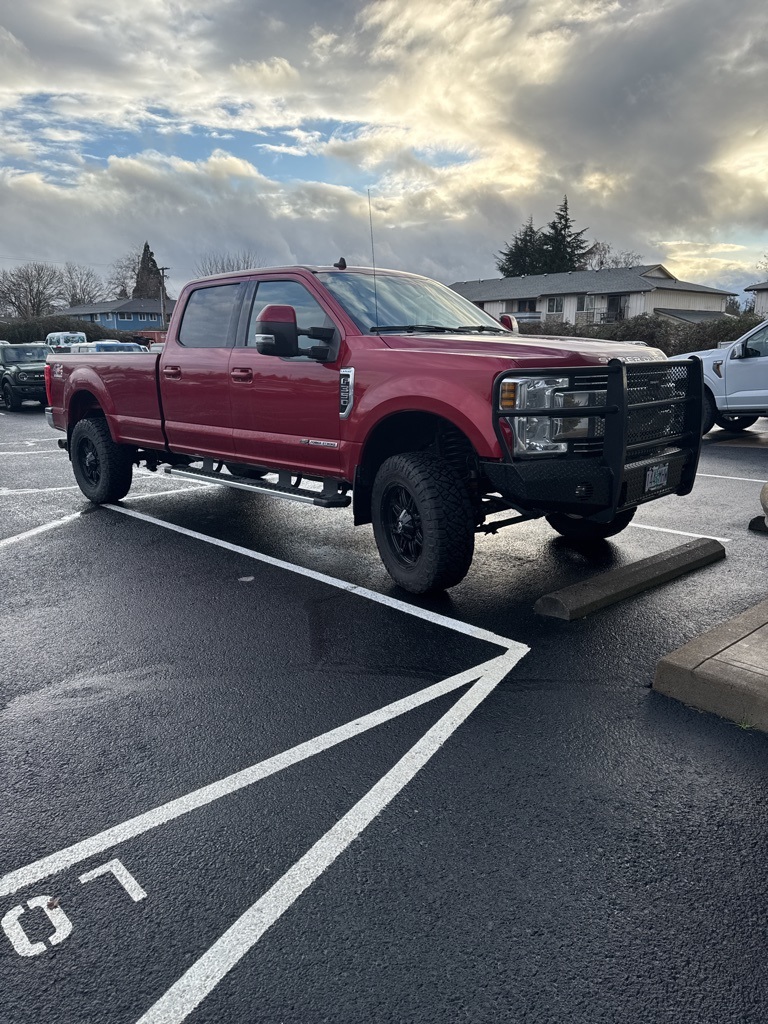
[67,342,146,354]
[1,344,49,409]
[674,319,768,433]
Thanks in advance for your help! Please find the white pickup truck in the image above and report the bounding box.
[683,319,768,434]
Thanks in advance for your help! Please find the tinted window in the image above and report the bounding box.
[179,284,242,348]
[247,280,336,355]
[743,325,768,358]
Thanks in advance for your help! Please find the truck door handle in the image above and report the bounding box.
[163,366,182,380]
[230,368,253,383]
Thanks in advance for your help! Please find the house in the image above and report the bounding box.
[745,280,768,317]
[57,297,175,333]
[450,265,735,326]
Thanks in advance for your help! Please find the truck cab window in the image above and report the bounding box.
[178,283,242,348]
[247,281,337,356]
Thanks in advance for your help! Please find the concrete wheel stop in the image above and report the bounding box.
[533,537,726,621]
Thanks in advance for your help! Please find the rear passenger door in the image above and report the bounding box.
[160,281,243,458]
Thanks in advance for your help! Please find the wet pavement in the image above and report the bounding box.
[1,403,768,1023]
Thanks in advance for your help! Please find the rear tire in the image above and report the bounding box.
[371,452,475,594]
[71,417,133,503]
[713,413,758,432]
[546,507,636,541]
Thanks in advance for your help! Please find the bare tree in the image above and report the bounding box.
[583,241,644,270]
[756,253,768,276]
[59,262,104,307]
[0,262,63,319]
[194,249,265,276]
[106,245,143,298]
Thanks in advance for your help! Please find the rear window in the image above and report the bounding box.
[178,284,243,348]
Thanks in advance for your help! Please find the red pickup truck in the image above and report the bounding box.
[46,263,703,593]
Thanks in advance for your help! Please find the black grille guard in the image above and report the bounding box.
[487,357,704,522]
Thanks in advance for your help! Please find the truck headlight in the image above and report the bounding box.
[499,377,606,455]
[18,372,28,381]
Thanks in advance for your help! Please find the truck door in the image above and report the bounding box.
[160,282,243,458]
[723,323,768,411]
[229,277,343,474]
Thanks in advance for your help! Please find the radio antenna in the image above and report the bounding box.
[368,188,379,329]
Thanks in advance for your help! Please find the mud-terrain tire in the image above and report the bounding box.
[71,417,133,503]
[702,390,716,435]
[224,462,267,480]
[546,507,636,541]
[713,413,758,432]
[3,383,21,411]
[371,452,475,594]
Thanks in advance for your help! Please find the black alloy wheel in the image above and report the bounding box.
[382,483,424,567]
[3,383,20,411]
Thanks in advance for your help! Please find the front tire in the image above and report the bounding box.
[546,507,636,541]
[714,413,758,432]
[371,453,475,594]
[71,417,133,503]
[702,390,716,435]
[3,383,21,411]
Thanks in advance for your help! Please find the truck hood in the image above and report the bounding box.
[379,332,665,366]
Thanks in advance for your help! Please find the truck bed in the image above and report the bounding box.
[47,351,166,449]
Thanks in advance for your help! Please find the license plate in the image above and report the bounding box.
[644,462,669,493]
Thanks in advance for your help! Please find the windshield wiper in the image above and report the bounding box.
[370,324,506,335]
[369,324,457,334]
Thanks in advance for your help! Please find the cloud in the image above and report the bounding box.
[0,0,765,293]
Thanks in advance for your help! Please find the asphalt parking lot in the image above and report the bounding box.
[2,403,768,1023]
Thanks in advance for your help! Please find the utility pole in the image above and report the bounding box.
[158,267,169,333]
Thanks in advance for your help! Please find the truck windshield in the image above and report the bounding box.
[3,347,49,363]
[316,272,506,335]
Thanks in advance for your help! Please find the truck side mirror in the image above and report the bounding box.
[252,304,300,357]
[499,314,519,333]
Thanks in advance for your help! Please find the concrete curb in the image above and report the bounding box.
[654,598,768,732]
[533,538,726,620]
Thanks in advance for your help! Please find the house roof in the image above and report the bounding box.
[60,297,175,315]
[450,265,735,302]
[745,280,768,292]
[653,308,733,324]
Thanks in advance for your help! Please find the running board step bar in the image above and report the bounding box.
[163,465,351,508]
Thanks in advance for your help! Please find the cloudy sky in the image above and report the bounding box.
[1,0,766,298]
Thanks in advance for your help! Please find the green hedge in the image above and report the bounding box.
[518,313,765,357]
[0,315,120,344]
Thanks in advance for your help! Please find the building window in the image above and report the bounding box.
[117,312,132,321]
[474,301,485,310]
[149,313,159,321]
[517,299,537,313]
[138,313,147,321]
[547,297,563,313]
[576,295,595,312]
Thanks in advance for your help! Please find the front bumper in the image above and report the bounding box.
[8,384,46,400]
[483,359,703,523]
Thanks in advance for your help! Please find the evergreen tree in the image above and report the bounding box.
[131,242,167,300]
[495,217,547,277]
[540,196,589,273]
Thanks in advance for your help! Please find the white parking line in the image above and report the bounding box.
[0,652,522,900]
[0,513,81,550]
[134,650,521,1024]
[0,450,62,457]
[0,438,58,447]
[0,486,80,496]
[697,473,766,484]
[629,522,731,543]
